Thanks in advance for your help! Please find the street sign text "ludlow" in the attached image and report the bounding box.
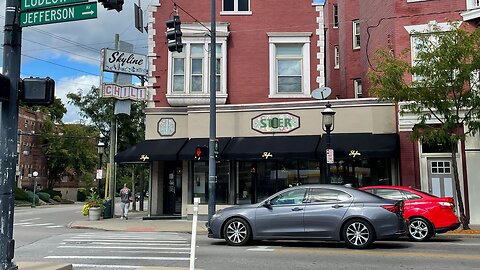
[21,0,87,11]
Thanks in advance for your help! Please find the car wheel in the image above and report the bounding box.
[223,218,251,246]
[408,217,433,242]
[343,219,375,249]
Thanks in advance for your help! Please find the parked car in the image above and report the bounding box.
[359,186,460,241]
[207,184,406,249]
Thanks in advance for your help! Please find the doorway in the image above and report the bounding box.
[163,161,182,215]
[427,158,455,198]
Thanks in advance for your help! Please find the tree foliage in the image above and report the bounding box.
[21,97,67,124]
[40,122,99,189]
[369,24,480,229]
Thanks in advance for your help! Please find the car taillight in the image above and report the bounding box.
[439,201,454,208]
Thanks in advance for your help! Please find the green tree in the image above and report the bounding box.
[40,122,98,189]
[21,97,67,123]
[369,24,480,230]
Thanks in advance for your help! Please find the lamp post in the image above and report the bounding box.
[97,139,105,195]
[31,171,38,208]
[322,103,336,183]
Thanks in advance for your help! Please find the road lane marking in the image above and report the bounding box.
[22,223,55,227]
[19,218,41,222]
[72,264,141,269]
[47,225,64,228]
[68,236,187,242]
[45,255,190,261]
[63,239,189,245]
[247,246,274,252]
[58,245,190,250]
[13,222,32,226]
[273,249,480,260]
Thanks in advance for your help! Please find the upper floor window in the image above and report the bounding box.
[334,46,339,69]
[167,23,229,106]
[353,20,360,49]
[221,0,251,15]
[354,79,362,98]
[333,4,339,28]
[268,32,311,98]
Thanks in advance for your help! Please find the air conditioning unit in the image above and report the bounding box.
[23,150,29,155]
[27,174,32,177]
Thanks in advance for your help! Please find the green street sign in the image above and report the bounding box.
[21,0,88,11]
[20,2,97,27]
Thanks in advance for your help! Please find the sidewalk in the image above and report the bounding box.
[69,210,208,234]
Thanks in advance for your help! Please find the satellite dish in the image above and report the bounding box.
[311,87,332,100]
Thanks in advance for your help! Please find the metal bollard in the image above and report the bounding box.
[189,197,200,270]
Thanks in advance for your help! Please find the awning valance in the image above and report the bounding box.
[222,135,321,160]
[115,138,188,163]
[317,133,399,159]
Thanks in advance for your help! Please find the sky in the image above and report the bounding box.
[0,0,151,123]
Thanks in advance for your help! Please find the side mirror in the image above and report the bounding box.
[263,200,272,209]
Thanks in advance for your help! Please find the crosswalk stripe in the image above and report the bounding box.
[72,264,141,269]
[58,245,190,250]
[47,225,64,228]
[63,239,189,245]
[22,223,55,227]
[19,218,41,222]
[45,255,190,261]
[68,237,187,242]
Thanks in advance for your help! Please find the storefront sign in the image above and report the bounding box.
[101,83,147,101]
[158,118,176,136]
[251,113,300,133]
[349,150,361,158]
[102,48,148,76]
[262,152,273,159]
[140,155,149,162]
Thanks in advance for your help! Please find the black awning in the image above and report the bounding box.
[115,138,188,163]
[317,133,399,159]
[178,137,231,160]
[222,135,321,160]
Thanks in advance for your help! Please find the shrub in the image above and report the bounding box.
[82,189,104,216]
[37,192,51,202]
[77,188,87,202]
[25,190,39,205]
[53,195,61,202]
[15,188,28,200]
[42,189,62,199]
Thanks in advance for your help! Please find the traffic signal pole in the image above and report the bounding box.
[207,0,217,224]
[0,0,22,269]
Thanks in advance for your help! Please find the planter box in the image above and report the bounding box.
[88,207,101,221]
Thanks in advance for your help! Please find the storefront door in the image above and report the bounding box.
[164,161,182,215]
[427,158,454,198]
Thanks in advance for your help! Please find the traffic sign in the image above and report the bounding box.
[21,0,88,11]
[326,148,334,164]
[20,2,97,27]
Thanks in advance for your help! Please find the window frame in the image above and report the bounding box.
[334,46,339,69]
[221,0,252,16]
[268,32,312,98]
[333,4,339,28]
[354,78,362,98]
[352,20,360,49]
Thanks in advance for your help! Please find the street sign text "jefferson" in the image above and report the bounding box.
[20,2,97,27]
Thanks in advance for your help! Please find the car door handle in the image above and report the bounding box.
[291,207,303,211]
[331,205,343,209]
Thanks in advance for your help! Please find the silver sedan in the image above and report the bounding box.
[207,184,406,249]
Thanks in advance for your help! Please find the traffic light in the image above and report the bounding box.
[165,15,183,53]
[0,74,10,102]
[20,77,55,106]
[195,145,208,160]
[98,0,124,12]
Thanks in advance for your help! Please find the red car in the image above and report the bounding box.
[359,186,460,241]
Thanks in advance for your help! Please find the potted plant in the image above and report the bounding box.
[82,189,104,221]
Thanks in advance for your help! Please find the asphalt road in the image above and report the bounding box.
[12,204,480,270]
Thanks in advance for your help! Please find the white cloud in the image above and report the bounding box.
[57,75,99,123]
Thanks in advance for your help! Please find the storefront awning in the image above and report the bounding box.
[317,133,399,158]
[178,137,231,160]
[222,135,321,160]
[115,138,188,163]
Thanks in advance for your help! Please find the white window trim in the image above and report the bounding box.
[220,0,252,15]
[405,21,461,82]
[333,4,339,28]
[166,23,229,106]
[354,79,362,98]
[267,32,312,99]
[334,46,339,69]
[352,20,360,49]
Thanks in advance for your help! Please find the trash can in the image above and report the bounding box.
[103,199,112,219]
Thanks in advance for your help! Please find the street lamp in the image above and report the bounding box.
[31,171,38,208]
[97,138,105,195]
[322,103,336,183]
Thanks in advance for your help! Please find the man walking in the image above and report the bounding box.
[120,183,132,220]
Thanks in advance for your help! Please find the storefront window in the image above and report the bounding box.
[192,161,230,204]
[328,158,392,187]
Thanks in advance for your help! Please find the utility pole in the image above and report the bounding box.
[207,0,217,224]
[0,0,22,269]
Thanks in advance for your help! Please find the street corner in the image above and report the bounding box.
[16,262,72,270]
